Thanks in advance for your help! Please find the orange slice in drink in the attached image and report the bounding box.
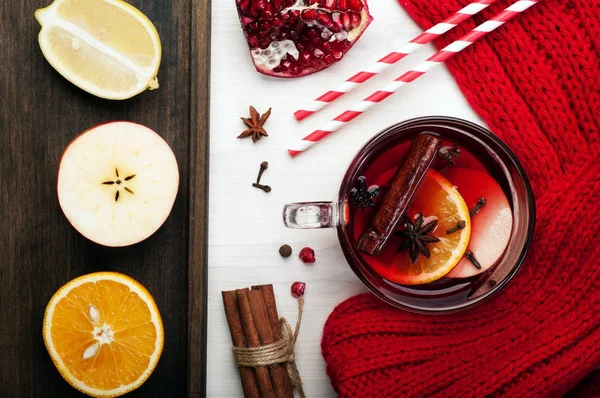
[370,170,471,285]
[43,272,163,397]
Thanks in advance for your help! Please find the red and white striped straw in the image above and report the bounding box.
[293,0,498,121]
[288,0,540,157]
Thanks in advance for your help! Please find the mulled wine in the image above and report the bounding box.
[339,119,534,312]
[284,117,535,313]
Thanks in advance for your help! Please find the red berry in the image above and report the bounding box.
[291,282,306,298]
[299,247,316,263]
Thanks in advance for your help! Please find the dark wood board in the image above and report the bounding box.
[0,0,210,396]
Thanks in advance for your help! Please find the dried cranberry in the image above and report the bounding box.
[291,281,306,298]
[299,247,315,263]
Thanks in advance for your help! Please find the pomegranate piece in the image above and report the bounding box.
[299,247,316,263]
[444,168,513,279]
[235,0,373,77]
[291,281,306,298]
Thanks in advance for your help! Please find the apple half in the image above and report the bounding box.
[57,122,179,247]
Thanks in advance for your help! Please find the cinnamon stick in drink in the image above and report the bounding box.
[357,133,442,255]
[247,289,294,398]
[236,289,277,398]
[251,285,293,397]
[222,290,261,398]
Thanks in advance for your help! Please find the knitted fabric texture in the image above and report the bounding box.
[321,1,600,397]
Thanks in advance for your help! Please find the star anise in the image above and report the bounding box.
[238,106,271,143]
[349,176,380,208]
[395,213,440,263]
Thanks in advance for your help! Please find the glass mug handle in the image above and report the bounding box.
[283,202,339,229]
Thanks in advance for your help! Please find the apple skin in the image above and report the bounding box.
[57,121,179,247]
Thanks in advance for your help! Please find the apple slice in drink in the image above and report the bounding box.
[445,168,513,278]
[57,122,179,247]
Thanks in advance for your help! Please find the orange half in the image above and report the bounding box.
[43,272,164,397]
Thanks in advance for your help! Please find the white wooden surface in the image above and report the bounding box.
[207,1,484,396]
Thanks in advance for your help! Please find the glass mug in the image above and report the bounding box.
[283,116,535,313]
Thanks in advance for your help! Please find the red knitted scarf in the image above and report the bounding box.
[321,1,600,396]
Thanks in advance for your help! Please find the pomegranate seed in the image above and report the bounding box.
[299,247,316,263]
[271,0,284,11]
[261,8,273,20]
[238,0,251,13]
[309,0,320,5]
[332,50,343,60]
[324,54,334,64]
[348,0,364,12]
[338,0,348,10]
[350,13,361,28]
[320,0,336,10]
[329,24,341,33]
[342,13,351,29]
[241,16,254,26]
[260,21,271,31]
[254,0,267,10]
[291,282,306,298]
[303,10,319,21]
[298,51,310,65]
[299,51,311,65]
[306,28,318,39]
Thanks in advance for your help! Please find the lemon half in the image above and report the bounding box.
[35,0,161,100]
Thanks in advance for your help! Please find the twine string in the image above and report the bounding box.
[232,298,305,398]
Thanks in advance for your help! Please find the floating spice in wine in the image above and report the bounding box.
[395,213,441,263]
[470,197,487,217]
[446,220,466,235]
[349,176,380,209]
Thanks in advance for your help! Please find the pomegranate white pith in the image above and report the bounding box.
[236,0,373,77]
[57,122,179,247]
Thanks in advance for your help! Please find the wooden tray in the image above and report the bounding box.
[0,0,210,396]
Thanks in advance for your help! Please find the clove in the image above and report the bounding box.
[446,220,466,235]
[252,161,271,193]
[464,250,482,270]
[470,198,487,217]
[256,161,269,184]
[252,183,271,193]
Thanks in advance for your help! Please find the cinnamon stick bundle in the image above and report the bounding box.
[222,285,294,398]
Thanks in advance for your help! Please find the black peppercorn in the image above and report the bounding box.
[279,244,292,258]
